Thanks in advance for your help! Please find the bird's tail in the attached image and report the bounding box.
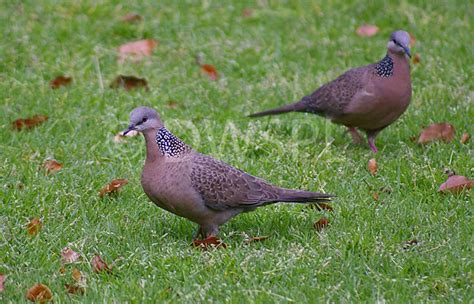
[276,189,334,203]
[248,101,306,117]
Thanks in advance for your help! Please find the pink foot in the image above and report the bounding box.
[347,127,363,144]
[368,139,378,153]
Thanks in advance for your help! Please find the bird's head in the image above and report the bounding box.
[123,106,164,135]
[387,30,411,58]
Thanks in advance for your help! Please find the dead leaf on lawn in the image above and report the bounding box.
[50,75,72,89]
[121,13,142,23]
[412,53,421,64]
[192,236,227,250]
[114,129,139,143]
[314,217,329,231]
[372,192,379,201]
[165,100,179,109]
[72,268,84,283]
[409,33,416,47]
[27,218,43,236]
[0,274,5,292]
[438,175,473,194]
[26,283,53,303]
[65,284,85,295]
[244,236,269,244]
[118,39,158,63]
[200,64,218,81]
[356,25,379,37]
[110,75,148,91]
[99,179,128,198]
[368,158,377,175]
[12,115,48,131]
[91,254,112,273]
[61,247,80,264]
[460,132,470,144]
[242,8,254,18]
[402,239,418,250]
[43,159,62,174]
[417,123,455,144]
[307,203,333,212]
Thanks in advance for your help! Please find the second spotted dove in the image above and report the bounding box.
[123,107,333,238]
[249,30,412,153]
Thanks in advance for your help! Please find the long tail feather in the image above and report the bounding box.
[248,101,306,117]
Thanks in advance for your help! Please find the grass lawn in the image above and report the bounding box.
[1,0,472,302]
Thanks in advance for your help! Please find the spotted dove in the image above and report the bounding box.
[123,107,333,238]
[249,30,412,153]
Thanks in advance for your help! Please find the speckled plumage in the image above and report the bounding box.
[249,30,412,153]
[125,107,333,238]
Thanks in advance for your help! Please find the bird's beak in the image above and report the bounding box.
[122,124,136,136]
[402,45,411,58]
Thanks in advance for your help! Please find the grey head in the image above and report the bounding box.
[123,106,164,135]
[387,30,411,57]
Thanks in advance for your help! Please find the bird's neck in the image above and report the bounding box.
[143,128,163,164]
[375,51,410,78]
[143,127,192,163]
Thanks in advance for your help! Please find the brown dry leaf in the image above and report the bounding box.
[308,203,333,211]
[417,123,456,144]
[50,75,72,89]
[0,274,5,293]
[91,254,112,273]
[65,284,85,295]
[121,13,142,23]
[314,217,329,231]
[110,75,148,91]
[114,129,139,143]
[192,236,227,250]
[460,132,470,144]
[61,247,80,264]
[12,115,48,131]
[438,175,473,194]
[356,25,379,37]
[43,159,62,174]
[412,53,421,64]
[368,158,377,175]
[244,236,269,244]
[200,64,218,81]
[27,218,43,236]
[403,239,418,250]
[118,39,158,63]
[72,268,84,283]
[372,192,379,201]
[59,266,66,275]
[26,283,53,303]
[99,179,128,198]
[165,100,179,109]
[409,33,416,47]
[242,8,254,18]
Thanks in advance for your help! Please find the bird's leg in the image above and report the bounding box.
[366,130,381,153]
[194,226,205,239]
[194,225,219,240]
[347,127,364,144]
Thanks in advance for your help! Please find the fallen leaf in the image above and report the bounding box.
[61,247,80,264]
[0,274,5,292]
[244,236,269,244]
[114,129,139,143]
[192,236,227,250]
[200,64,218,81]
[99,179,128,198]
[65,284,84,295]
[43,159,62,174]
[409,33,416,47]
[368,158,377,175]
[165,100,179,109]
[59,267,66,275]
[356,25,379,37]
[118,39,157,63]
[460,132,470,144]
[91,254,111,273]
[314,217,329,231]
[72,268,84,283]
[403,239,418,250]
[26,218,43,236]
[438,175,473,194]
[110,75,148,91]
[412,53,421,64]
[417,123,455,144]
[121,13,142,23]
[12,115,48,131]
[372,192,379,201]
[50,75,72,89]
[308,203,333,211]
[26,283,53,303]
[242,8,253,18]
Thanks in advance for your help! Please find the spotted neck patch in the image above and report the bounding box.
[155,127,191,158]
[375,55,394,77]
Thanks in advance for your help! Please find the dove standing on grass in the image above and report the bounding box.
[123,107,333,238]
[249,30,412,153]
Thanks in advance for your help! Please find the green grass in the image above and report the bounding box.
[1,0,473,302]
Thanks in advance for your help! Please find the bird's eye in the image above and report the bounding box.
[142,117,148,123]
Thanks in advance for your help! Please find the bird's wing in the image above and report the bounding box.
[302,65,372,116]
[190,155,279,211]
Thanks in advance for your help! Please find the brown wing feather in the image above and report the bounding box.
[190,155,280,211]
